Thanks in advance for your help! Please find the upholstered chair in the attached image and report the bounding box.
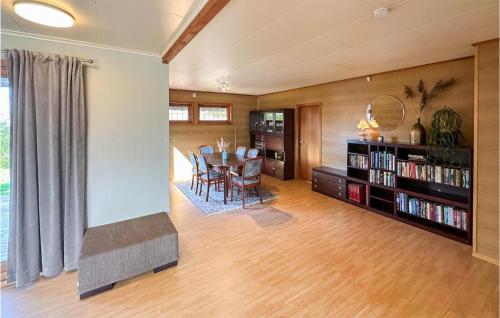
[188,151,203,195]
[230,158,263,208]
[199,145,215,155]
[246,148,259,158]
[235,146,247,157]
[197,154,224,202]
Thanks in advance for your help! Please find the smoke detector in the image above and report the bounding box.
[373,7,390,18]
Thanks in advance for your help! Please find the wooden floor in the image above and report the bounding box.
[1,177,498,317]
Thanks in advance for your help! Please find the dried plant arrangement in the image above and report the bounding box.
[403,78,455,118]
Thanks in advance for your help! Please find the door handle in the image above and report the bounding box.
[298,140,304,144]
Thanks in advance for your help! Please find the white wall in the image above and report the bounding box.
[1,34,170,227]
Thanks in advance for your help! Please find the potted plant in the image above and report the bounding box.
[404,78,455,145]
[430,106,463,150]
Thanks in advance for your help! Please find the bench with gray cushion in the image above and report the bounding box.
[78,212,178,299]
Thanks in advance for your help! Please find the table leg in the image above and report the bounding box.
[223,167,228,204]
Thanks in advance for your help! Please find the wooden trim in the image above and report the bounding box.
[473,46,479,254]
[471,38,499,47]
[258,56,475,97]
[169,88,256,97]
[1,59,7,78]
[197,102,233,125]
[472,252,500,266]
[169,101,195,124]
[162,0,231,63]
[297,103,322,181]
[1,261,6,287]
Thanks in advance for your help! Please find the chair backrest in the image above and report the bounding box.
[197,154,209,174]
[246,148,259,158]
[188,151,197,168]
[236,146,247,157]
[199,145,215,155]
[243,158,262,179]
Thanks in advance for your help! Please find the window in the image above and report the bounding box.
[0,76,9,266]
[169,101,193,123]
[198,103,232,124]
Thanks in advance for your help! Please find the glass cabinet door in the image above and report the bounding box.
[275,112,284,134]
[249,112,258,132]
[264,112,275,133]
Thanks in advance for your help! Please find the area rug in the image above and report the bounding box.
[175,181,278,215]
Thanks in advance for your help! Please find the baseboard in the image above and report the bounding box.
[472,252,500,266]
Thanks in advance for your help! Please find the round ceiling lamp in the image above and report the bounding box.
[14,1,74,28]
[373,7,390,18]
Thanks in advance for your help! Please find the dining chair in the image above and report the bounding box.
[235,146,247,157]
[199,145,215,155]
[188,151,202,195]
[230,157,263,208]
[246,148,259,158]
[197,154,225,202]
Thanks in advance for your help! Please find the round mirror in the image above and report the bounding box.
[366,95,405,131]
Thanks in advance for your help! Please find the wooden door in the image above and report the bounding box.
[298,104,321,182]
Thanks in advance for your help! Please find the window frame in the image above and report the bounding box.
[169,101,194,124]
[197,102,233,125]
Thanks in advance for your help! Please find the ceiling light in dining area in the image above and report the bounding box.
[216,78,230,92]
[373,7,390,18]
[14,1,75,28]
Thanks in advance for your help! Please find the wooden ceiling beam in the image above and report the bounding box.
[162,0,230,64]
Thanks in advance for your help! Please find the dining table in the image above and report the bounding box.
[204,153,246,204]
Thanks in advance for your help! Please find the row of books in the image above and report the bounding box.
[396,192,468,230]
[396,161,470,188]
[369,169,395,187]
[370,151,395,171]
[348,183,366,204]
[348,154,368,169]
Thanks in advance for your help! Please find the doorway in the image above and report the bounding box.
[298,103,321,182]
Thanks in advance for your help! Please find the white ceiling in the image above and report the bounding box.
[169,0,499,95]
[1,0,197,54]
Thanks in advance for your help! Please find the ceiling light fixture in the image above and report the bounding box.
[216,78,230,92]
[373,7,390,18]
[14,1,74,28]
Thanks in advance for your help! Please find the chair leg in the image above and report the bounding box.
[199,180,203,196]
[230,181,233,201]
[206,181,210,202]
[242,186,246,209]
[195,177,199,195]
[191,175,194,190]
[259,184,263,204]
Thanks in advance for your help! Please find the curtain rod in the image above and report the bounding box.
[1,49,94,64]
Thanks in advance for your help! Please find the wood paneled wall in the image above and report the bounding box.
[257,58,475,173]
[169,90,257,180]
[473,39,499,264]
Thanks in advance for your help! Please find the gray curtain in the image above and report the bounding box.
[7,49,86,287]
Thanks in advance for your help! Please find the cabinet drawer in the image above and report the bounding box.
[312,171,346,199]
[264,159,284,179]
[312,172,346,187]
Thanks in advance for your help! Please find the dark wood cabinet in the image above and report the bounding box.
[313,140,473,245]
[250,109,294,180]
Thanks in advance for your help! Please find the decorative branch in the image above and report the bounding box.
[403,78,455,118]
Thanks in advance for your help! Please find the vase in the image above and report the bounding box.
[410,118,426,145]
[222,150,229,161]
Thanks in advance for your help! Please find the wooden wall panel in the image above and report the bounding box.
[257,58,475,175]
[473,40,499,264]
[169,89,257,180]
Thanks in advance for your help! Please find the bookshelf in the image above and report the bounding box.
[312,140,473,244]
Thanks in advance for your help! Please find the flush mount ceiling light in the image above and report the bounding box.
[373,7,390,18]
[14,1,74,28]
